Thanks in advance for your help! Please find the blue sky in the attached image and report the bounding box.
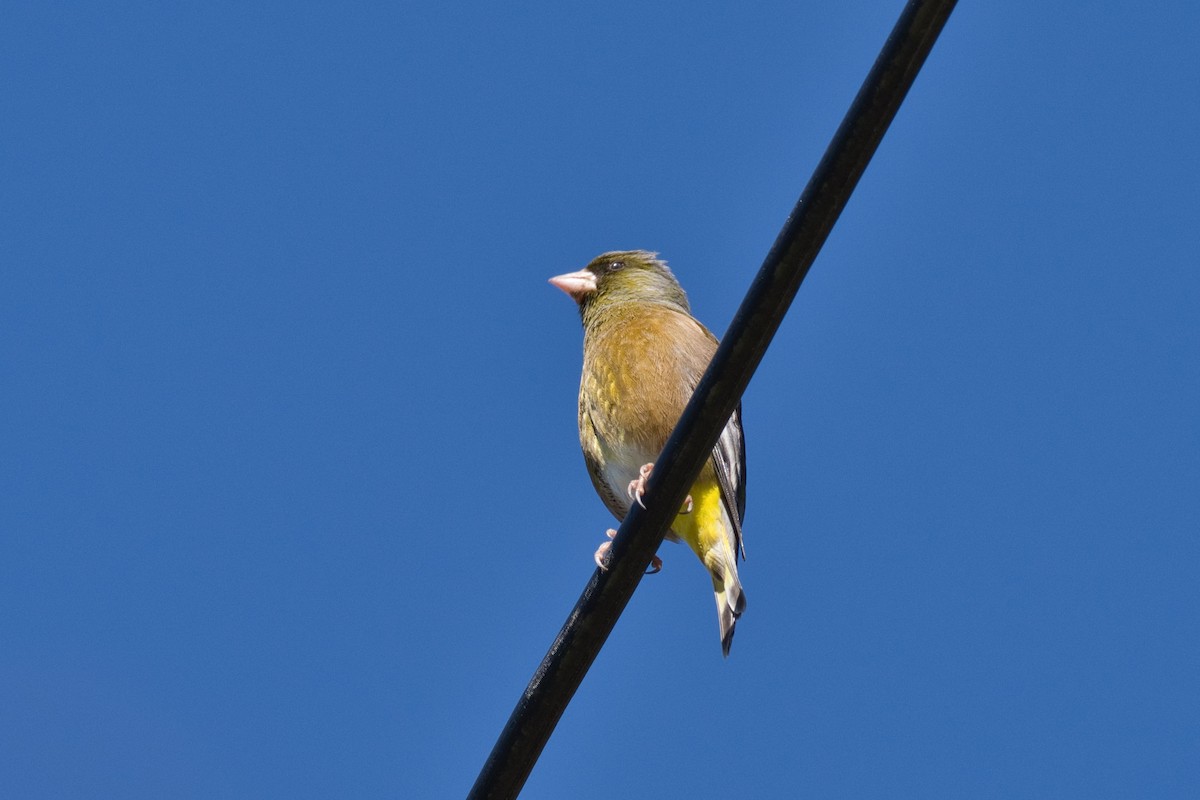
[3,2,1198,798]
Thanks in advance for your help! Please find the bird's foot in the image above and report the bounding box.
[593,531,614,570]
[594,528,662,575]
[627,462,655,509]
[626,462,693,515]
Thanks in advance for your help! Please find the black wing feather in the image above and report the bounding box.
[711,402,746,560]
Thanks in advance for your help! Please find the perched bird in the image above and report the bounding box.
[550,250,748,656]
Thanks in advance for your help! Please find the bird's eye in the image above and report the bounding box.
[609,261,625,271]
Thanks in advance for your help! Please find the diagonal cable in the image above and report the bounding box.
[468,1,958,797]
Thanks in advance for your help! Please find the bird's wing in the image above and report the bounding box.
[671,308,747,561]
[712,402,747,560]
[578,395,629,521]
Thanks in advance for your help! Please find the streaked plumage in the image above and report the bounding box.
[550,250,748,656]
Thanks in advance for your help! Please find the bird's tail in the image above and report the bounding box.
[708,538,746,658]
[674,478,747,656]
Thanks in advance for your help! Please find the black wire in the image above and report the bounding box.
[467,2,958,797]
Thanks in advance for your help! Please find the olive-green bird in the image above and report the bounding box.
[550,250,747,656]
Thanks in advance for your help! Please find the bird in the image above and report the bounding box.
[549,250,747,656]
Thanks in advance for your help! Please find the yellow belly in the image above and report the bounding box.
[670,467,728,573]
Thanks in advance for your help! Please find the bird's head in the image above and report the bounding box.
[549,251,690,323]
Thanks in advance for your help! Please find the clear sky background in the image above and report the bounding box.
[2,2,1197,798]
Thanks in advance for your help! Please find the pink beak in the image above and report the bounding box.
[548,269,597,302]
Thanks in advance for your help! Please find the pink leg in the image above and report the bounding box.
[626,462,694,514]
[627,463,655,509]
[593,529,617,570]
[594,528,663,574]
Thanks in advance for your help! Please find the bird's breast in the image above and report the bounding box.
[578,308,714,497]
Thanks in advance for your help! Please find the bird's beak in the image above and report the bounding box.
[549,269,597,302]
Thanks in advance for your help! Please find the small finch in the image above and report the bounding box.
[550,250,747,656]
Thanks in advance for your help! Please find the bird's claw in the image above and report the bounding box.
[627,462,655,509]
[594,541,612,570]
[626,463,692,515]
[594,528,662,575]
